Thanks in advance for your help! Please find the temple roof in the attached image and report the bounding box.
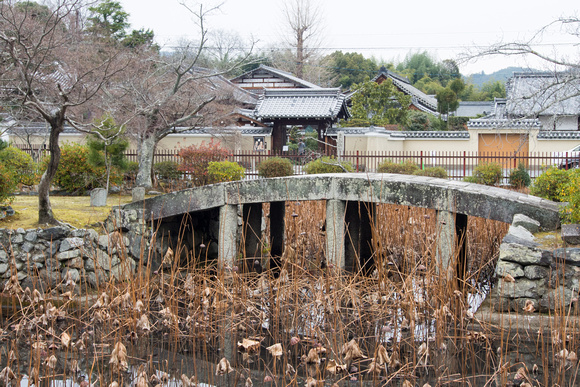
[254,88,350,120]
[372,68,438,114]
[231,64,321,91]
[506,71,580,116]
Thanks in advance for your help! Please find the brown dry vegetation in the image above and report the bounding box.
[1,201,579,386]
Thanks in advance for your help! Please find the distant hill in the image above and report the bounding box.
[465,67,537,88]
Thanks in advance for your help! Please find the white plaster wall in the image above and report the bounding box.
[540,115,578,131]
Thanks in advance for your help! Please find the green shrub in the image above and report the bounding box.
[154,160,181,181]
[405,111,434,131]
[377,159,419,174]
[560,168,580,223]
[413,166,448,178]
[304,156,354,174]
[0,146,37,186]
[509,162,531,189]
[178,140,230,186]
[207,160,245,184]
[530,166,569,201]
[466,162,503,186]
[44,143,121,194]
[0,164,17,205]
[258,157,294,178]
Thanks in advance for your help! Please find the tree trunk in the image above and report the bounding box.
[38,126,62,225]
[296,31,304,79]
[135,135,156,189]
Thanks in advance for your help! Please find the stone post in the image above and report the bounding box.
[436,210,468,283]
[326,199,346,269]
[218,204,238,269]
[90,188,107,207]
[436,209,455,282]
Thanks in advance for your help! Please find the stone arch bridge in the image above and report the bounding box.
[113,173,560,278]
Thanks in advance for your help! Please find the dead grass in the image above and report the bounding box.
[0,194,134,229]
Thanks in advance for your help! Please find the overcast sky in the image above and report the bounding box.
[119,0,580,76]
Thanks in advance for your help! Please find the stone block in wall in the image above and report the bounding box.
[86,270,107,288]
[524,265,550,280]
[550,267,580,290]
[66,257,84,269]
[495,260,524,278]
[31,254,45,263]
[512,214,541,234]
[61,268,80,283]
[499,243,548,266]
[553,248,580,266]
[0,264,8,275]
[56,249,81,261]
[24,231,38,243]
[21,242,34,253]
[11,234,23,244]
[39,226,68,240]
[129,234,147,260]
[562,224,580,245]
[0,250,6,263]
[503,225,538,247]
[111,258,136,281]
[497,277,544,299]
[60,237,84,252]
[38,269,60,290]
[539,286,578,311]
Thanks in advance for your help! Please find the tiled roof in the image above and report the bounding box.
[372,68,438,113]
[327,127,469,139]
[506,72,580,116]
[167,126,272,136]
[230,64,321,90]
[537,131,580,139]
[467,118,541,129]
[389,131,469,139]
[254,88,350,120]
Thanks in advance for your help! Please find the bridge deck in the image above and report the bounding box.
[123,173,561,230]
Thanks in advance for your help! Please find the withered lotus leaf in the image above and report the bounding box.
[237,338,261,352]
[215,357,233,375]
[267,343,283,358]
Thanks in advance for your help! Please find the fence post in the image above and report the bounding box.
[463,151,466,179]
[356,150,359,173]
[420,150,423,170]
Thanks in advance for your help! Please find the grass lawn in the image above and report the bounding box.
[1,194,134,230]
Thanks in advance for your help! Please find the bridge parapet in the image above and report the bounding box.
[121,173,561,230]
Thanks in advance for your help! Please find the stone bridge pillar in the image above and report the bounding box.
[326,199,346,269]
[219,204,238,268]
[436,210,468,283]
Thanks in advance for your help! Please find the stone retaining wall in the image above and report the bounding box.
[492,214,580,312]
[0,225,139,292]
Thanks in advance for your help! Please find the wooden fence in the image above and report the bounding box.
[12,145,580,183]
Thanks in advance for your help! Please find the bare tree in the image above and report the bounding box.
[104,3,253,189]
[281,0,324,80]
[462,17,580,118]
[0,0,126,224]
